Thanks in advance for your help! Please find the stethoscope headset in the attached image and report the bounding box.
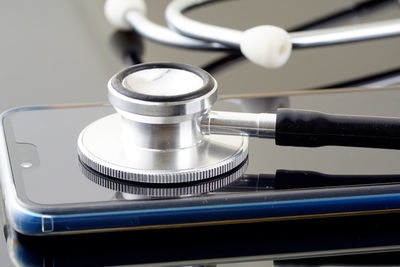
[103,0,400,68]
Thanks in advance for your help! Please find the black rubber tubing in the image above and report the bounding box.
[275,108,400,149]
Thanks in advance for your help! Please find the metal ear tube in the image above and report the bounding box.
[78,62,400,184]
[201,111,277,138]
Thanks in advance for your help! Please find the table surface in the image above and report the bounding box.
[1,0,400,266]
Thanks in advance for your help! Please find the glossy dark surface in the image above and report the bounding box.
[1,0,400,266]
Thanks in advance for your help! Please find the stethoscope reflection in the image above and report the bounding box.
[80,158,248,199]
[79,158,400,200]
[109,30,144,66]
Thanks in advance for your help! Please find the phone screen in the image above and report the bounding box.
[4,87,400,206]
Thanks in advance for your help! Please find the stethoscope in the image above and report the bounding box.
[104,0,400,68]
[78,62,400,185]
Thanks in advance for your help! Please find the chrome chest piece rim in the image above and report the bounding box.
[78,62,249,184]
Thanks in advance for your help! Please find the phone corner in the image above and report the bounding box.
[4,196,52,236]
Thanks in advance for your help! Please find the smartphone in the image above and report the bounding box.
[2,87,400,236]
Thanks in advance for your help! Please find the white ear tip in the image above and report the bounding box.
[104,0,147,30]
[240,25,292,69]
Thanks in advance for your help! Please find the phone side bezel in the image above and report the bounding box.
[0,107,46,235]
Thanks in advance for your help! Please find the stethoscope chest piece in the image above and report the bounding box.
[78,63,248,184]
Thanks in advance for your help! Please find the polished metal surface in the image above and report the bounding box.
[290,18,400,48]
[166,0,400,49]
[121,117,202,149]
[202,111,277,138]
[78,113,248,183]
